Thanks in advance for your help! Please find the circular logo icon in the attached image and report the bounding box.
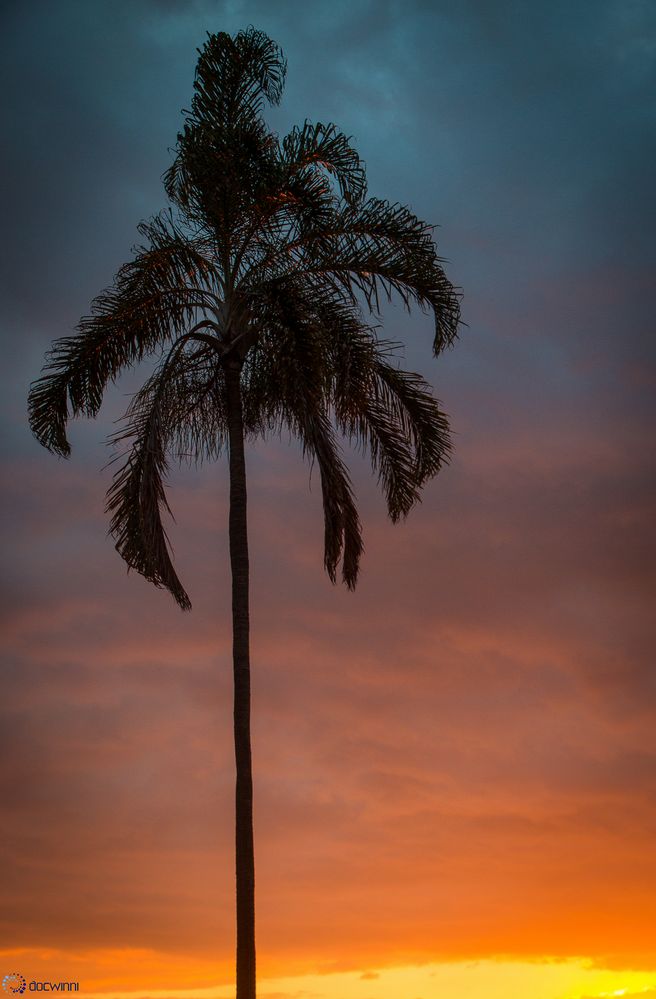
[2,975,26,995]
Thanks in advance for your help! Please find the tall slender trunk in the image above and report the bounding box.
[225,359,256,999]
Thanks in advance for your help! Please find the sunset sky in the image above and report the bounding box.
[2,1,655,998]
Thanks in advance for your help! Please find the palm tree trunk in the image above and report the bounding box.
[225,359,256,999]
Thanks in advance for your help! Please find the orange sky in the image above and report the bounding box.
[3,424,655,992]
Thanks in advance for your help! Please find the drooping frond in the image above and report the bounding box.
[242,285,363,585]
[223,122,365,283]
[243,197,461,355]
[106,342,226,609]
[370,359,452,485]
[28,216,221,456]
[281,121,367,206]
[296,406,363,589]
[106,365,190,610]
[356,361,452,520]
[244,278,451,527]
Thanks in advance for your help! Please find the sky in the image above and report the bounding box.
[1,1,655,997]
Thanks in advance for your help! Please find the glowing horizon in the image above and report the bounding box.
[2,951,655,999]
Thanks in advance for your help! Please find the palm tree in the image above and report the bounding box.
[28,27,460,999]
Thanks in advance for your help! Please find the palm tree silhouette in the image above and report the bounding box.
[28,27,460,999]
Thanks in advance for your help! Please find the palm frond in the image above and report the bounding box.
[192,28,286,129]
[281,121,367,206]
[105,337,227,609]
[244,279,451,524]
[242,285,363,585]
[372,359,452,483]
[164,28,286,217]
[106,366,192,610]
[244,197,461,353]
[307,289,451,513]
[28,215,221,456]
[298,407,363,589]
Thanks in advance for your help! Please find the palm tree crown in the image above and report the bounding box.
[28,27,461,999]
[29,27,460,608]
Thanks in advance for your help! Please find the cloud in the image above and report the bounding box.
[579,992,656,999]
[2,421,655,964]
[2,0,655,982]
